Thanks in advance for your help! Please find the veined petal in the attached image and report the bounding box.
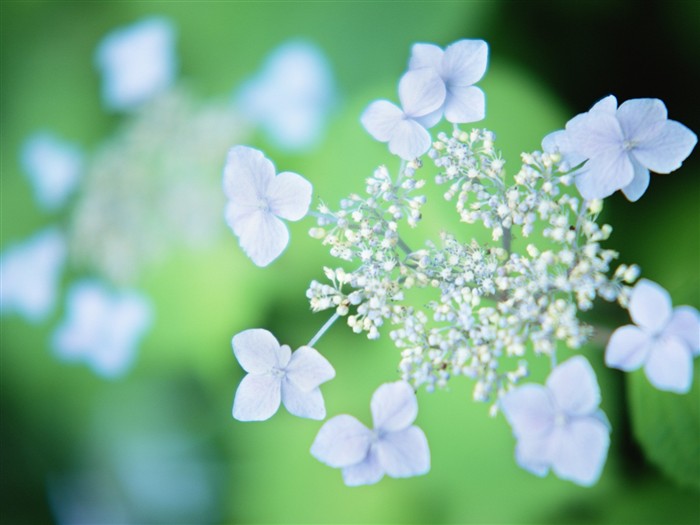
[342,447,384,486]
[281,381,326,420]
[267,171,313,221]
[501,384,555,438]
[232,328,284,373]
[605,325,652,371]
[515,434,552,477]
[223,145,275,201]
[620,157,650,202]
[388,119,432,160]
[285,345,335,391]
[616,98,667,145]
[398,68,446,118]
[665,306,700,355]
[444,86,485,124]
[574,148,634,200]
[361,100,403,142]
[632,120,697,174]
[567,112,624,158]
[376,426,430,478]
[232,209,289,267]
[408,43,443,71]
[414,106,443,129]
[645,335,693,393]
[371,381,418,432]
[442,39,488,86]
[232,374,281,421]
[311,415,373,468]
[629,279,672,334]
[547,356,601,416]
[551,418,610,486]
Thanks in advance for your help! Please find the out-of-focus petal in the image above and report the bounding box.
[408,43,443,71]
[414,106,443,129]
[370,381,418,432]
[665,306,700,355]
[388,119,432,160]
[551,419,610,487]
[645,336,693,393]
[310,415,372,468]
[589,95,618,114]
[341,447,384,486]
[285,346,335,391]
[515,434,551,477]
[501,384,555,438]
[231,209,289,267]
[444,86,485,124]
[222,145,275,201]
[574,148,633,200]
[281,382,326,420]
[546,356,601,416]
[629,279,672,334]
[605,325,651,371]
[620,157,650,202]
[232,328,283,374]
[616,98,667,145]
[376,426,430,478]
[267,171,313,222]
[541,130,587,167]
[398,68,446,118]
[361,100,403,142]
[232,374,281,421]
[442,39,488,86]
[632,120,697,174]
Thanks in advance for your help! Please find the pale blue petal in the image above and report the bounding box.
[398,68,446,118]
[311,415,373,468]
[665,306,700,355]
[589,95,618,114]
[361,100,403,142]
[285,345,335,391]
[281,381,326,420]
[371,381,418,432]
[629,279,672,334]
[645,336,693,393]
[222,145,275,202]
[620,157,650,202]
[500,384,555,439]
[547,356,600,416]
[551,418,610,486]
[388,119,432,160]
[414,106,443,129]
[231,209,289,267]
[616,98,667,145]
[232,328,285,374]
[605,325,651,371]
[341,447,384,486]
[541,130,587,167]
[444,86,485,124]
[567,112,624,158]
[515,434,552,477]
[408,43,443,71]
[267,171,313,221]
[574,148,634,200]
[376,426,430,478]
[442,39,488,86]
[632,120,697,174]
[233,374,281,421]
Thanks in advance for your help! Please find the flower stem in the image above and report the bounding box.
[307,312,341,348]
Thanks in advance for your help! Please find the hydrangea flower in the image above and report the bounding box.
[21,132,83,211]
[235,40,336,152]
[606,279,700,393]
[408,39,488,124]
[543,95,697,201]
[52,280,153,378]
[500,356,610,486]
[223,146,313,267]
[232,329,335,421]
[95,17,177,111]
[0,228,66,322]
[310,381,430,486]
[361,68,446,160]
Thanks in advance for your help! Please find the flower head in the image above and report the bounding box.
[310,381,430,486]
[606,279,700,393]
[408,39,488,124]
[232,329,335,421]
[223,146,313,267]
[500,356,610,486]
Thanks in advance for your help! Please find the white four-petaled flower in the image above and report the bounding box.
[223,146,313,267]
[500,356,610,487]
[310,381,430,486]
[606,279,700,393]
[232,329,335,421]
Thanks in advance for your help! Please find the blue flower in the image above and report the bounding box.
[311,381,430,486]
[500,356,610,486]
[606,279,699,393]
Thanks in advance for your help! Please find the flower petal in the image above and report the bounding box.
[574,148,634,200]
[398,68,446,118]
[620,157,650,202]
[360,100,403,142]
[228,207,289,267]
[541,130,587,167]
[285,345,335,391]
[605,325,651,371]
[232,373,281,421]
[551,418,610,486]
[267,171,313,221]
[500,384,555,438]
[589,95,618,114]
[547,356,601,416]
[566,111,624,159]
[310,415,373,468]
[387,119,432,160]
[341,447,384,486]
[629,279,672,334]
[515,434,552,477]
[442,39,488,86]
[408,43,443,71]
[414,106,443,129]
[632,120,697,174]
[616,98,667,145]
[376,426,430,478]
[665,306,700,355]
[222,145,275,201]
[281,381,326,420]
[444,86,485,124]
[645,335,693,393]
[370,381,418,432]
[232,328,286,373]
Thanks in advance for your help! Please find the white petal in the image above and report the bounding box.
[616,98,667,145]
[285,346,335,391]
[574,148,634,200]
[500,384,555,439]
[341,447,384,486]
[632,120,697,174]
[398,68,446,118]
[567,111,624,158]
[387,119,432,160]
[370,381,418,432]
[232,328,286,374]
[442,39,488,86]
[229,208,289,267]
[376,426,430,478]
[266,171,313,221]
[665,306,700,355]
[541,130,587,167]
[551,418,610,486]
[589,95,618,114]
[222,145,275,201]
[281,381,326,420]
[414,106,443,129]
[232,374,281,421]
[605,325,652,371]
[444,86,485,124]
[547,356,601,416]
[515,434,552,477]
[360,100,403,142]
[620,157,650,202]
[310,415,372,468]
[645,336,693,393]
[408,43,443,71]
[629,279,672,334]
